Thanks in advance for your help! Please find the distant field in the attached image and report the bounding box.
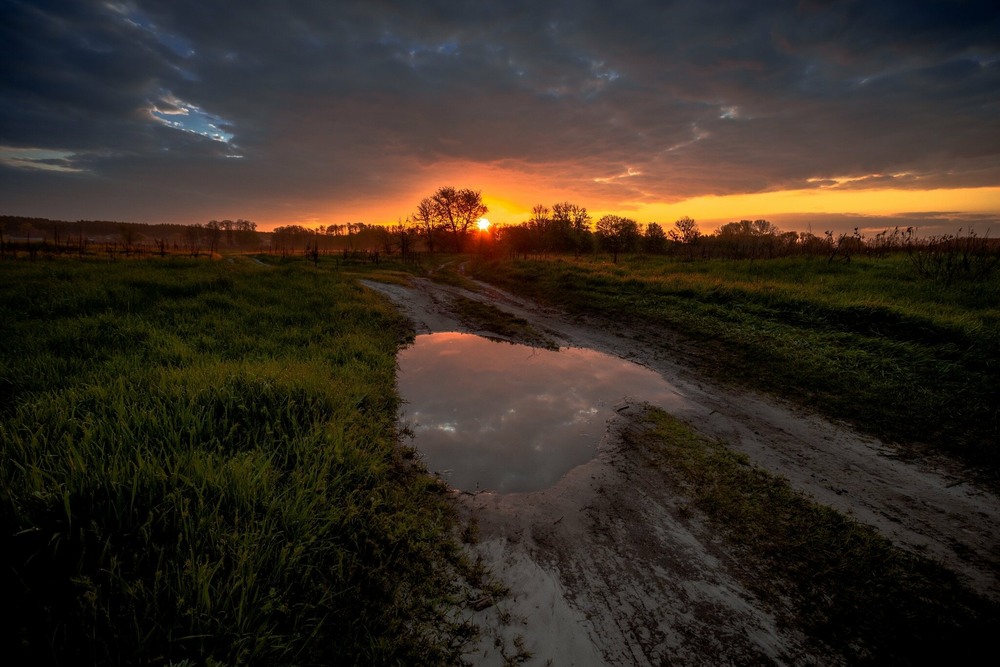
[0,256,468,664]
[469,254,1000,478]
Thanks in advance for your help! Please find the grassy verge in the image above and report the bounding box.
[449,295,557,349]
[0,256,472,664]
[426,255,483,291]
[470,254,1000,478]
[631,406,998,663]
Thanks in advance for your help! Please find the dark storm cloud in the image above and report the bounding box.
[1,0,998,222]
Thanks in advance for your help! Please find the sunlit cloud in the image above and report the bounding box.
[662,125,710,153]
[594,167,643,184]
[147,93,235,144]
[719,105,740,119]
[0,147,83,173]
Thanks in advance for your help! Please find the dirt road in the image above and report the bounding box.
[362,275,1000,666]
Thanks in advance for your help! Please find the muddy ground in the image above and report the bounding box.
[361,273,1000,666]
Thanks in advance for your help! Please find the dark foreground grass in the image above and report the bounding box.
[470,255,1000,478]
[632,407,998,664]
[0,256,471,665]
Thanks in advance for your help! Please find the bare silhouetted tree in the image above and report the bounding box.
[413,197,439,254]
[425,186,488,252]
[669,216,700,244]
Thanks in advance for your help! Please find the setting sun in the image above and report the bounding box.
[477,217,491,231]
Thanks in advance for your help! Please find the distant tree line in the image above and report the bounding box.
[4,196,997,282]
[271,222,373,255]
[0,215,263,260]
[482,209,999,280]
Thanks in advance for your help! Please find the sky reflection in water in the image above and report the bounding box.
[397,333,680,493]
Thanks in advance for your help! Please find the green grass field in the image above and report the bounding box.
[469,254,1000,479]
[0,256,471,665]
[4,250,997,663]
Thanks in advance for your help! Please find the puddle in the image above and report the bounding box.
[397,332,681,493]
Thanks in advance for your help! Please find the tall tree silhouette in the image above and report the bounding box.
[413,197,438,254]
[595,214,639,262]
[428,186,488,252]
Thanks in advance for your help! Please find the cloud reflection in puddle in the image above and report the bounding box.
[398,332,681,493]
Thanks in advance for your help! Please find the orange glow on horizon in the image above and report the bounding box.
[255,183,1000,234]
[634,186,1000,224]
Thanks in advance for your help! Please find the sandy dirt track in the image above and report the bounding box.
[362,274,1000,665]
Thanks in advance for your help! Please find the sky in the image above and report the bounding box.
[2,0,999,235]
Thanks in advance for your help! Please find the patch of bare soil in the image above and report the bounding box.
[362,275,1000,665]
